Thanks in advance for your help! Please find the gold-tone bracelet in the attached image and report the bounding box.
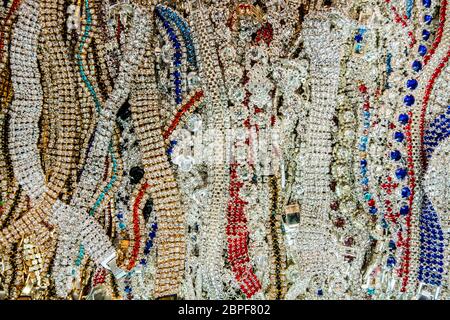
[130,27,186,298]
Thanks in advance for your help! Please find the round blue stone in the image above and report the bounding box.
[360,159,367,167]
[404,95,415,106]
[418,45,427,56]
[401,187,411,198]
[412,60,422,72]
[369,207,378,215]
[395,168,407,179]
[422,29,431,40]
[394,131,405,142]
[407,79,418,90]
[424,15,433,25]
[400,205,410,215]
[399,113,409,124]
[390,150,402,161]
[422,0,431,8]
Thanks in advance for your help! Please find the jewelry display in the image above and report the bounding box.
[0,0,450,301]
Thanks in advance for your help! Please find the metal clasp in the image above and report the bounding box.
[417,282,441,300]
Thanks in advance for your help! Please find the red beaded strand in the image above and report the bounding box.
[127,182,149,270]
[163,90,204,140]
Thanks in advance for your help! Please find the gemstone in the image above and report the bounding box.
[401,187,411,198]
[387,256,396,267]
[395,168,407,179]
[354,33,363,43]
[424,15,433,24]
[117,100,131,120]
[412,60,422,72]
[390,150,402,161]
[400,205,410,215]
[394,131,405,142]
[389,240,397,250]
[399,114,409,124]
[422,29,431,40]
[418,45,427,56]
[404,95,415,106]
[406,79,418,90]
[422,0,431,7]
[143,199,153,221]
[129,166,144,185]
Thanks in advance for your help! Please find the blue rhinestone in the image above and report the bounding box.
[399,114,409,124]
[175,96,182,104]
[116,213,123,219]
[404,95,415,106]
[401,187,411,198]
[361,177,369,185]
[317,289,323,296]
[152,222,158,230]
[360,159,367,167]
[395,168,407,179]
[174,51,182,59]
[424,15,433,25]
[394,131,405,142]
[412,60,422,72]
[407,79,419,90]
[140,259,147,265]
[422,29,431,40]
[369,207,378,215]
[389,240,397,250]
[124,286,132,293]
[387,256,396,267]
[400,205,410,215]
[354,33,363,43]
[422,0,431,8]
[170,140,177,146]
[149,231,156,239]
[390,150,402,161]
[173,71,181,79]
[418,45,427,56]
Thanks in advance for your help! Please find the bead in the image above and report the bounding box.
[395,168,408,179]
[406,79,419,90]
